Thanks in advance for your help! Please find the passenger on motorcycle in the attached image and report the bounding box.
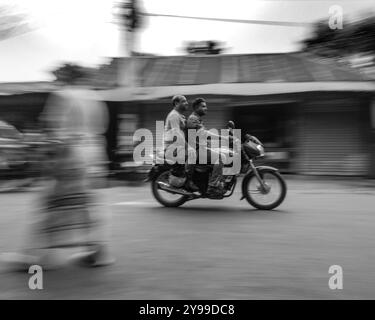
[164,95,199,191]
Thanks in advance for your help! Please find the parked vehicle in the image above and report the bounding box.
[0,120,26,171]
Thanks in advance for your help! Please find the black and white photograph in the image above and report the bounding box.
[0,0,375,304]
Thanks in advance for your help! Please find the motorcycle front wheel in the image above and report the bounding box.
[243,170,287,210]
[151,170,188,207]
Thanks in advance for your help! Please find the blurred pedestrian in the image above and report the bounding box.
[2,64,115,270]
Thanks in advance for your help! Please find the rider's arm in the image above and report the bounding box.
[187,116,229,142]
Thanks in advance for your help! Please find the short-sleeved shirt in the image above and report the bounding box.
[186,112,211,149]
[186,112,204,131]
[164,109,186,148]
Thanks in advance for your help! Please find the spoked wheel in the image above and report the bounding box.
[151,170,188,207]
[243,170,287,210]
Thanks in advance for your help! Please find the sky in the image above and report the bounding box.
[0,0,374,82]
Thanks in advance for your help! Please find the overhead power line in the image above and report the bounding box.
[141,12,313,27]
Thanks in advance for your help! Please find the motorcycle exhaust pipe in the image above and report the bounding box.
[157,181,194,196]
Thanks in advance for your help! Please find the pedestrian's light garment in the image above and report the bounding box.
[41,87,109,175]
[38,86,109,248]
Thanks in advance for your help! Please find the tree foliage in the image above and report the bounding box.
[302,15,375,58]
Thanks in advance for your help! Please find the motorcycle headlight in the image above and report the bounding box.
[257,145,265,157]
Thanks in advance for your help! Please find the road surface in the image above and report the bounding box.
[0,177,375,299]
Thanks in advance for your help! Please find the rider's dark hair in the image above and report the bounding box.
[192,98,206,110]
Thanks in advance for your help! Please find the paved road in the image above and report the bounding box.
[1,177,375,299]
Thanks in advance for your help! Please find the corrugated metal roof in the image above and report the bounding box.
[117,52,370,87]
[1,52,371,96]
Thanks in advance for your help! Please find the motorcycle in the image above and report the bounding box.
[147,121,287,210]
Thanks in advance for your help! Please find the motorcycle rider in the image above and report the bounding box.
[164,95,199,192]
[186,98,228,198]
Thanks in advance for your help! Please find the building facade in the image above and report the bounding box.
[1,53,375,177]
[101,52,375,176]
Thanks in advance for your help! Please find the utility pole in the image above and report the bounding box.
[116,0,143,87]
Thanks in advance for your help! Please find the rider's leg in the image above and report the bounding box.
[185,165,199,192]
[207,148,224,188]
[205,148,225,198]
[165,145,189,187]
[185,147,199,192]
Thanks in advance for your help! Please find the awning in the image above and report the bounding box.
[99,82,375,102]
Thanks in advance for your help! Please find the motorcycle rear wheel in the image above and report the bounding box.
[151,171,188,207]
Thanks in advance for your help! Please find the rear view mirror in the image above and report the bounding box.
[227,121,235,129]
